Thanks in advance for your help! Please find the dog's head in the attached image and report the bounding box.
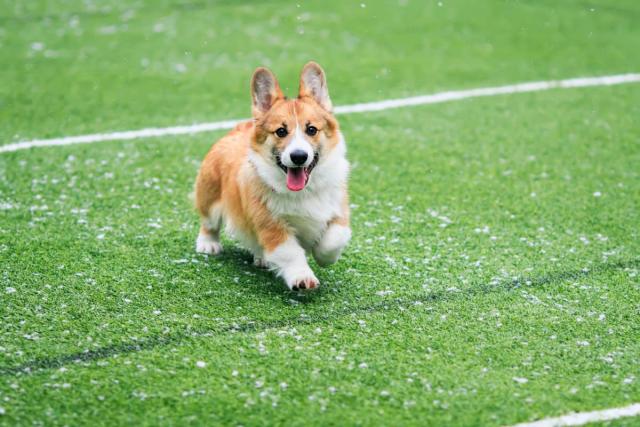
[249,62,344,193]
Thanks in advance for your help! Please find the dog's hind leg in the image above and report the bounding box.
[196,203,223,255]
[194,153,225,255]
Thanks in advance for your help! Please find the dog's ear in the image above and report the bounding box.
[251,67,284,118]
[298,62,332,111]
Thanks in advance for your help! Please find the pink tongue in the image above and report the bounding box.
[286,168,307,191]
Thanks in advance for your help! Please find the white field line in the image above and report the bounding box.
[508,403,640,427]
[2,72,639,154]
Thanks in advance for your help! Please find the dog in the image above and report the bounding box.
[194,62,351,291]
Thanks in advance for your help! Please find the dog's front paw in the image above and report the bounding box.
[290,274,320,291]
[313,224,351,267]
[195,234,222,255]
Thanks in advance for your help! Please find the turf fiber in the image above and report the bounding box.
[1,0,639,425]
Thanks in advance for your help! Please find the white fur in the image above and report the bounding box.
[248,134,349,249]
[253,256,268,268]
[195,232,222,255]
[281,124,314,168]
[313,224,351,266]
[195,204,224,255]
[264,237,318,289]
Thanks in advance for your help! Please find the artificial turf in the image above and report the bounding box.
[1,0,640,425]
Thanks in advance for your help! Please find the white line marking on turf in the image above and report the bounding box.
[333,73,640,114]
[0,120,243,154]
[2,73,639,154]
[509,403,640,427]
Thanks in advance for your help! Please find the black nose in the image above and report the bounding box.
[289,150,308,166]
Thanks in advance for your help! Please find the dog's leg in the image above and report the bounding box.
[265,236,319,290]
[258,224,318,290]
[253,256,268,268]
[249,192,318,290]
[195,223,222,255]
[313,192,351,267]
[195,204,223,255]
[313,221,351,267]
[248,247,268,268]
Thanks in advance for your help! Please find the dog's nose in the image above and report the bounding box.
[289,150,308,166]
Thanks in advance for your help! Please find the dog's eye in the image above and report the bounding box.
[275,127,288,138]
[306,126,318,136]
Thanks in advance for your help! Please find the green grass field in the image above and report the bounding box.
[1,0,640,425]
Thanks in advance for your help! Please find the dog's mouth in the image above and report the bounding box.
[275,153,319,192]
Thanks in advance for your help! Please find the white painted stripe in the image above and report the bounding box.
[509,403,640,427]
[2,73,639,154]
[0,120,243,154]
[333,73,640,114]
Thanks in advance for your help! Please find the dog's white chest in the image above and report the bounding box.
[266,187,342,248]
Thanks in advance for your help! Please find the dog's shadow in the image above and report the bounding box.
[201,245,332,304]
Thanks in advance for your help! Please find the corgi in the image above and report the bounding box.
[194,62,351,291]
